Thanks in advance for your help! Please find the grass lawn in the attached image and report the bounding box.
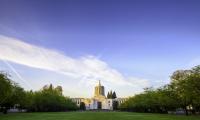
[0,112,199,120]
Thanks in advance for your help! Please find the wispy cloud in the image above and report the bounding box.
[0,35,150,88]
[2,60,33,89]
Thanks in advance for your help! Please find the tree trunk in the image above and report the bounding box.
[3,108,7,114]
[185,106,189,116]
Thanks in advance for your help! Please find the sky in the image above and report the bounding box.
[0,0,200,98]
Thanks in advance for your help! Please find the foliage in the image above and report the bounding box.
[120,65,200,115]
[107,90,117,99]
[112,92,117,99]
[120,87,178,113]
[113,101,118,110]
[28,84,78,112]
[80,102,86,110]
[4,84,27,109]
[0,72,78,113]
[0,72,12,106]
[0,73,28,113]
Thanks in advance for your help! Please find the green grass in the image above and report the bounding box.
[0,112,199,120]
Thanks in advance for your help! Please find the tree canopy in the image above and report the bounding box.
[0,72,78,113]
[120,65,200,115]
[107,90,117,99]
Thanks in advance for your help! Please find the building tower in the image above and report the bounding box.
[94,80,105,97]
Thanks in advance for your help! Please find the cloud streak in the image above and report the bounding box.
[0,35,150,88]
[2,59,33,89]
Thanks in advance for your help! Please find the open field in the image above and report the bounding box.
[0,112,199,120]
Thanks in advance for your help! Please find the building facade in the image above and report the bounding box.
[71,81,127,110]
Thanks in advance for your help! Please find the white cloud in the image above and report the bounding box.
[0,35,150,88]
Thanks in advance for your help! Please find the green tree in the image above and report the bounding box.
[55,86,63,95]
[171,70,193,115]
[107,91,113,99]
[107,92,110,98]
[112,91,117,99]
[5,84,27,109]
[0,72,12,114]
[24,90,35,111]
[120,87,178,113]
[187,66,200,113]
[120,65,200,115]
[80,102,86,110]
[107,90,117,99]
[31,84,78,112]
[0,72,28,113]
[0,72,12,104]
[113,101,118,110]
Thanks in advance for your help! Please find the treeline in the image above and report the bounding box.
[120,65,200,115]
[0,72,78,114]
[107,90,117,99]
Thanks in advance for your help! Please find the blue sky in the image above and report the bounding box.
[0,0,200,97]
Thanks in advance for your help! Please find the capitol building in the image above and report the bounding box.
[71,81,126,110]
